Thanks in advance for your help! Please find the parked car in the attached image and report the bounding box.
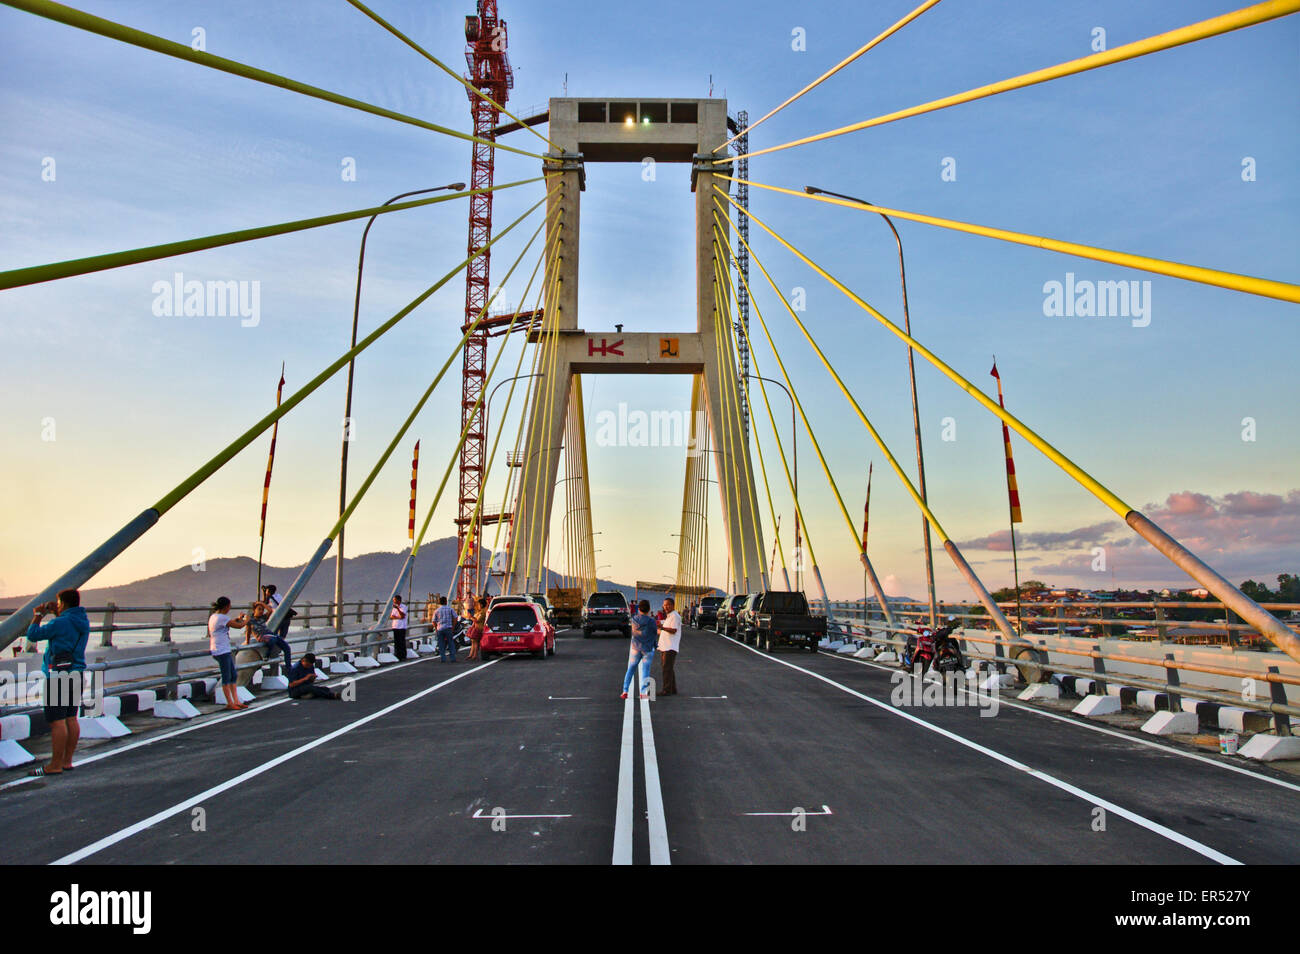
[694,595,724,629]
[715,594,750,637]
[746,590,826,653]
[480,600,555,659]
[583,591,630,638]
[527,592,556,625]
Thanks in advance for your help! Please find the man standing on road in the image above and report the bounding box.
[389,595,409,660]
[433,596,458,663]
[657,597,682,696]
[23,588,90,777]
[622,599,657,700]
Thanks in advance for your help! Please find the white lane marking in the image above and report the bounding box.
[471,808,572,820]
[548,696,591,700]
[745,805,833,817]
[813,649,1300,795]
[640,689,671,865]
[726,637,1241,865]
[690,695,728,699]
[49,659,500,865]
[0,653,444,793]
[612,690,636,865]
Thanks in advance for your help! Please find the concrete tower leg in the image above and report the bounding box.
[508,363,571,594]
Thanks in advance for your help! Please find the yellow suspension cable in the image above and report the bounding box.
[720,0,1300,165]
[709,245,754,589]
[714,240,788,578]
[714,0,945,154]
[720,175,1300,304]
[714,187,1133,519]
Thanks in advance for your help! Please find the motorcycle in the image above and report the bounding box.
[901,628,936,672]
[930,622,967,674]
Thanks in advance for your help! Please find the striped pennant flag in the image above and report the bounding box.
[258,365,286,539]
[990,359,1023,523]
[408,440,420,541]
[861,461,873,550]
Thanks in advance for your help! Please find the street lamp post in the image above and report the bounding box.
[335,183,465,630]
[804,185,938,627]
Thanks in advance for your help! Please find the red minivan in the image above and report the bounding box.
[481,601,556,659]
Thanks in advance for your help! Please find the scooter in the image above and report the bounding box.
[901,628,936,672]
[931,619,967,674]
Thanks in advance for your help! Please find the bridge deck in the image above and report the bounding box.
[2,628,1296,865]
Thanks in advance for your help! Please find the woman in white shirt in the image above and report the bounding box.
[209,597,249,710]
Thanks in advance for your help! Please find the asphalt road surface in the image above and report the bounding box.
[2,626,1297,865]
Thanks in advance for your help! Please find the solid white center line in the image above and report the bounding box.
[640,690,671,865]
[612,689,636,865]
[471,809,572,820]
[726,636,1241,865]
[49,659,499,866]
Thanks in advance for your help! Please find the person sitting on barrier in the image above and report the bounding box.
[24,588,90,777]
[433,596,458,663]
[287,653,338,700]
[621,599,658,701]
[262,583,295,639]
[209,597,249,711]
[246,600,292,673]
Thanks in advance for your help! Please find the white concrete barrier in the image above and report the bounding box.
[0,739,35,768]
[77,715,130,738]
[260,675,289,691]
[353,657,381,669]
[1239,734,1300,762]
[1073,694,1122,717]
[1141,710,1198,735]
[1018,683,1060,701]
[153,699,200,720]
[376,652,400,664]
[328,660,358,674]
[1,714,32,741]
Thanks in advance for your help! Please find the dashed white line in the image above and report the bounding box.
[725,636,1241,865]
[49,659,500,865]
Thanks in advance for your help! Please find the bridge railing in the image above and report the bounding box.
[0,600,434,651]
[0,620,440,719]
[803,600,1300,731]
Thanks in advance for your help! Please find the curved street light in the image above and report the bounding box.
[335,182,466,629]
[803,184,937,627]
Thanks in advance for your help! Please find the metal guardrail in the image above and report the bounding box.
[1,622,438,719]
[1,599,434,650]
[810,619,1300,730]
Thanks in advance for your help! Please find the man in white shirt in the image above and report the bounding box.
[390,595,409,659]
[657,597,682,696]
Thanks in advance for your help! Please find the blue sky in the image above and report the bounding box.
[1,0,1297,601]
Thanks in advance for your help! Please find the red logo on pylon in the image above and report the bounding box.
[588,338,624,357]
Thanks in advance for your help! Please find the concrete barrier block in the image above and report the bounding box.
[1141,710,1199,736]
[0,715,32,741]
[983,673,1016,691]
[1239,734,1300,762]
[314,669,329,683]
[818,638,832,649]
[328,660,358,674]
[1135,690,1165,711]
[853,646,875,658]
[836,643,858,655]
[874,651,898,663]
[1073,694,1122,717]
[99,696,122,718]
[405,649,420,660]
[77,715,130,738]
[1106,684,1125,697]
[0,739,35,768]
[260,675,289,691]
[353,657,381,669]
[133,690,157,713]
[376,652,400,664]
[1218,707,1270,733]
[153,699,200,720]
[417,643,439,655]
[1018,683,1060,701]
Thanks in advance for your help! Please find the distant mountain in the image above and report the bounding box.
[0,538,632,611]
